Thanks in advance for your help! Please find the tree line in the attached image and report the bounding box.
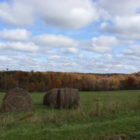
[0,71,140,92]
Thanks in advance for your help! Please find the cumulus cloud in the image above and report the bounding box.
[101,15,140,40]
[99,0,140,17]
[0,55,11,61]
[60,47,78,54]
[0,42,38,52]
[0,53,45,71]
[99,0,140,40]
[37,0,99,29]
[0,28,30,41]
[85,36,119,53]
[0,1,35,26]
[0,0,99,29]
[34,34,78,47]
[0,0,140,73]
[0,30,80,56]
[124,45,140,56]
[0,49,139,73]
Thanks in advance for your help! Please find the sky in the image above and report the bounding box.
[0,0,140,73]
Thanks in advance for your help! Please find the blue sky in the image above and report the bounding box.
[0,0,140,73]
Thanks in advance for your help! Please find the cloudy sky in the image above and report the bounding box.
[0,0,140,73]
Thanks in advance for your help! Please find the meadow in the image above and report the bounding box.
[0,90,140,140]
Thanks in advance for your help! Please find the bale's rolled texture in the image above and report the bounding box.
[1,88,33,112]
[43,88,58,107]
[43,88,80,109]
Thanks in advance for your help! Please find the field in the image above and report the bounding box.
[0,90,140,140]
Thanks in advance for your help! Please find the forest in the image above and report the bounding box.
[0,71,140,92]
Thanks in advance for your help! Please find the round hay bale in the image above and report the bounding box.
[43,88,58,107]
[43,88,80,109]
[1,88,33,112]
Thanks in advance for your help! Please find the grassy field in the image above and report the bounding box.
[0,90,140,140]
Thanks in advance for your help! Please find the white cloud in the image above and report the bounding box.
[99,0,140,40]
[0,42,38,52]
[67,48,78,54]
[124,45,140,56]
[101,15,140,40]
[60,47,78,54]
[34,34,78,47]
[0,55,11,61]
[0,54,45,71]
[99,0,140,17]
[87,36,119,53]
[0,1,35,26]
[39,0,99,29]
[0,0,99,29]
[0,49,139,73]
[0,28,30,41]
[0,0,140,73]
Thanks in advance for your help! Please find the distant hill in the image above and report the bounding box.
[0,70,139,92]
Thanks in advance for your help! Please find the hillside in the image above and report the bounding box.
[0,71,139,92]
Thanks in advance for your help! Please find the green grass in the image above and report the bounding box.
[0,90,140,140]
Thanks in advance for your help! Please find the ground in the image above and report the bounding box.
[0,90,140,140]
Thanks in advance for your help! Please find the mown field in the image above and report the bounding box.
[0,90,140,140]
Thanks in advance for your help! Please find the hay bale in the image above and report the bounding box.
[1,88,33,112]
[43,88,80,109]
[43,88,58,107]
